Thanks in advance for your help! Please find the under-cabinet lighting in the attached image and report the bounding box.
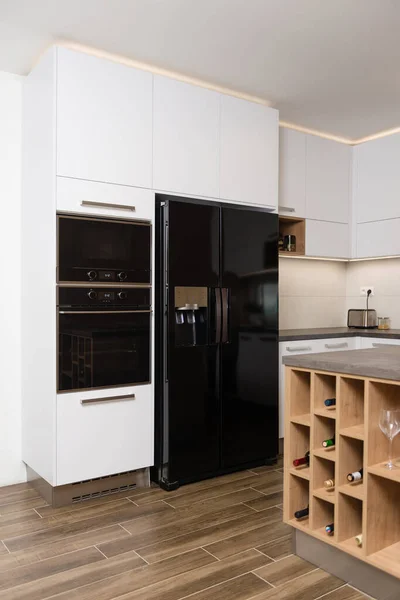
[280,254,400,263]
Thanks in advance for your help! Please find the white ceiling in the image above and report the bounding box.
[1,0,399,141]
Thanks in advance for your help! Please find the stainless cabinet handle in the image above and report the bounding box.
[59,310,151,315]
[372,342,394,348]
[278,206,295,213]
[285,346,312,352]
[81,200,136,212]
[81,393,136,405]
[325,342,348,349]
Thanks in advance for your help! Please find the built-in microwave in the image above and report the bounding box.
[57,214,151,284]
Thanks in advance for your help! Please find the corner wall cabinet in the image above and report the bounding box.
[284,366,400,580]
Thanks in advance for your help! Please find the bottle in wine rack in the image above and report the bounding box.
[324,398,336,407]
[323,478,335,488]
[347,468,363,482]
[325,523,334,535]
[293,451,310,467]
[322,436,335,448]
[355,534,363,547]
[294,505,309,520]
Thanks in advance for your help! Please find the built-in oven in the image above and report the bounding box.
[58,287,151,392]
[57,214,151,284]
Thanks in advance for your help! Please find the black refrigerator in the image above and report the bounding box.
[154,195,278,490]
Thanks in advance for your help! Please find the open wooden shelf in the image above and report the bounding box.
[289,466,310,480]
[290,413,311,427]
[339,483,364,501]
[279,216,305,256]
[340,424,364,441]
[284,367,400,581]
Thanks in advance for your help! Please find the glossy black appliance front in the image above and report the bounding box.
[57,215,151,284]
[154,196,278,489]
[58,287,151,392]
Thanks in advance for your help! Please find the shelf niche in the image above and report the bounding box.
[279,216,305,256]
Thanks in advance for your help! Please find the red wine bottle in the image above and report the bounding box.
[347,468,363,482]
[294,505,309,520]
[324,398,336,407]
[322,436,335,448]
[293,451,310,467]
[325,523,334,535]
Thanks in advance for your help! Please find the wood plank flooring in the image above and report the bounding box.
[0,464,372,599]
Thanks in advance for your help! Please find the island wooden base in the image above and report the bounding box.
[284,367,400,584]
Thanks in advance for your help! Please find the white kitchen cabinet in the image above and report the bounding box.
[306,135,351,223]
[356,218,400,258]
[56,177,154,221]
[220,95,278,208]
[355,133,400,224]
[279,128,306,217]
[153,76,220,199]
[57,48,153,188]
[56,384,153,485]
[359,337,400,350]
[306,220,349,258]
[279,337,357,438]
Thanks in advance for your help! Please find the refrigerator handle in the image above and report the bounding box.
[213,287,222,344]
[221,288,229,344]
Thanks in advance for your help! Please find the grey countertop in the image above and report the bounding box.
[279,327,400,341]
[283,345,400,381]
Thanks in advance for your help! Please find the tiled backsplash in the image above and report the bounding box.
[279,257,400,329]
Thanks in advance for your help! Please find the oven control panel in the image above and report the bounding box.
[58,287,151,309]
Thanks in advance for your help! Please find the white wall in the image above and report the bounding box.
[0,72,26,486]
[346,258,400,328]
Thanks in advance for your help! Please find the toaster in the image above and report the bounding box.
[347,309,377,329]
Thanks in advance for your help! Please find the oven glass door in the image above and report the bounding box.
[58,216,151,283]
[58,311,151,392]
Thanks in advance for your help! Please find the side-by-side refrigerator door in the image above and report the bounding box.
[164,200,221,484]
[220,207,279,469]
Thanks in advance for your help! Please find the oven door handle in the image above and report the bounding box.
[81,393,136,405]
[81,200,136,212]
[58,310,152,315]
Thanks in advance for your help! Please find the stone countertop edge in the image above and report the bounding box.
[282,346,400,382]
[279,327,400,342]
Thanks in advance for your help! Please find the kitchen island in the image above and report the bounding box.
[283,346,400,599]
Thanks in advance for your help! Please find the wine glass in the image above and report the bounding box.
[379,409,400,469]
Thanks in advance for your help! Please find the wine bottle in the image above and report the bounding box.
[293,451,310,467]
[294,505,309,520]
[322,436,335,448]
[323,478,335,488]
[355,534,363,547]
[347,468,363,482]
[324,398,336,407]
[325,523,334,535]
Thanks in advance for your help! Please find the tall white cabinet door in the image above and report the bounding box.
[306,220,349,258]
[355,133,400,223]
[279,128,306,217]
[306,135,350,223]
[153,76,220,198]
[220,95,278,208]
[56,48,153,188]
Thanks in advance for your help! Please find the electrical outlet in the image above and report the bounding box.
[360,286,375,297]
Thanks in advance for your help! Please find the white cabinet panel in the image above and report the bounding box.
[355,134,400,224]
[220,95,278,208]
[56,177,154,221]
[153,76,220,198]
[57,48,153,188]
[279,128,306,217]
[306,220,349,258]
[359,337,400,349]
[357,218,400,258]
[306,135,350,223]
[57,385,153,485]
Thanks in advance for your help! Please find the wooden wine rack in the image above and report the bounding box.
[284,367,400,580]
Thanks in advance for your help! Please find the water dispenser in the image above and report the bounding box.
[174,286,208,347]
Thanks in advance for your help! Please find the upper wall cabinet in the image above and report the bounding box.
[153,76,220,198]
[355,133,400,224]
[220,96,278,208]
[279,128,306,217]
[305,135,351,223]
[56,48,153,188]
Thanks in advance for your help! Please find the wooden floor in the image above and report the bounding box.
[0,463,372,600]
